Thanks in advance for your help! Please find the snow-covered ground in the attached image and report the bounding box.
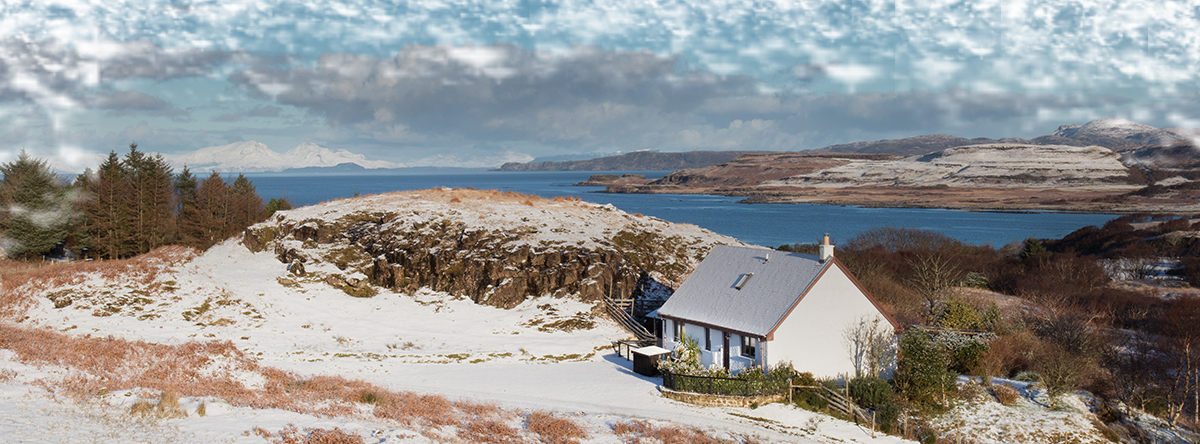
[6,190,1193,443]
[3,240,911,443]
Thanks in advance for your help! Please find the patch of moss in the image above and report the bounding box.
[341,284,378,298]
[45,289,76,309]
[323,245,372,271]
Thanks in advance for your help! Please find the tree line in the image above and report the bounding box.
[0,144,291,260]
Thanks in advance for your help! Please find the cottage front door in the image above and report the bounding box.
[722,332,730,369]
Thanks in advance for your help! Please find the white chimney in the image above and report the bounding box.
[819,233,835,262]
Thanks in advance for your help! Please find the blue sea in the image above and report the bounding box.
[244,170,1119,248]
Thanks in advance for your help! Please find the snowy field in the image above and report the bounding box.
[5,189,1191,443]
[2,240,912,443]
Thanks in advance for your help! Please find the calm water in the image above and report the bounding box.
[245,170,1118,248]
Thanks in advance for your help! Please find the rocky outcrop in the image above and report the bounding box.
[244,189,741,309]
[575,174,648,186]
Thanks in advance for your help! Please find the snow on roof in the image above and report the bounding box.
[633,345,671,356]
[656,244,828,338]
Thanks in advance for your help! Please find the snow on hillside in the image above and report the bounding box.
[932,377,1197,444]
[2,244,904,443]
[163,141,405,172]
[8,191,1186,443]
[771,144,1135,189]
[3,192,908,443]
[272,188,736,253]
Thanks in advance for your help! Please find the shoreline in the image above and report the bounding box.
[586,184,1199,216]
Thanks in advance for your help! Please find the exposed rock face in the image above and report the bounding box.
[772,144,1133,189]
[244,189,741,309]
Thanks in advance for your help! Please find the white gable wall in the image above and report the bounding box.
[768,264,893,379]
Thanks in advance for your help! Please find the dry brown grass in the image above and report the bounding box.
[156,390,184,418]
[456,418,524,444]
[0,246,196,319]
[991,384,1020,405]
[612,420,732,444]
[129,400,155,416]
[258,424,365,444]
[0,323,604,441]
[527,411,588,444]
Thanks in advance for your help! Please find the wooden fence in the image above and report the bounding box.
[793,384,871,423]
[603,297,655,341]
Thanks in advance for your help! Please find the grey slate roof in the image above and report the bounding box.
[656,244,829,338]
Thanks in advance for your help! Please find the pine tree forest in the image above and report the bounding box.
[1,145,287,260]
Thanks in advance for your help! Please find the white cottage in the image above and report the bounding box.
[655,237,900,379]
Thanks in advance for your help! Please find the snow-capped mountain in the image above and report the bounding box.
[1052,118,1190,147]
[283,142,404,170]
[163,141,406,172]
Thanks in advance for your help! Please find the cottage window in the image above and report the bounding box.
[734,273,753,290]
[674,321,685,342]
[741,336,758,358]
[704,327,711,351]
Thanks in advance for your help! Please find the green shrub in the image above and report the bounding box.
[948,339,989,374]
[793,389,830,412]
[962,271,989,289]
[848,376,893,409]
[936,295,985,330]
[793,371,818,387]
[875,402,901,433]
[894,329,956,407]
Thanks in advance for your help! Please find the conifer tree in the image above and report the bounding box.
[228,174,263,237]
[124,144,177,253]
[80,151,133,259]
[264,197,293,219]
[192,171,230,249]
[0,150,73,258]
[174,166,199,248]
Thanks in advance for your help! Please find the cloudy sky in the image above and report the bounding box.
[2,0,1199,169]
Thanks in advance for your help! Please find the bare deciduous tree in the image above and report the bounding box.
[906,252,964,320]
[843,315,897,378]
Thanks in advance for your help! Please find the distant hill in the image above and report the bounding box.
[493,151,762,171]
[163,141,406,172]
[812,119,1195,155]
[275,163,485,175]
[812,134,1036,156]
